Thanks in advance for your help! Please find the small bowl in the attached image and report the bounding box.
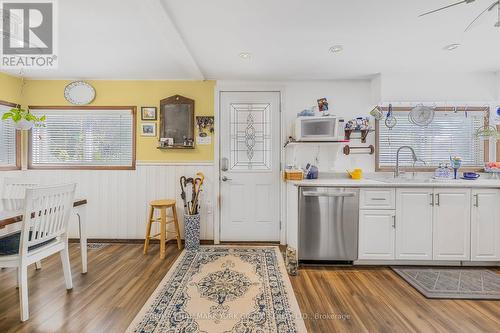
[463,172,480,179]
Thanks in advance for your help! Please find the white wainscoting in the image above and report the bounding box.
[0,163,215,240]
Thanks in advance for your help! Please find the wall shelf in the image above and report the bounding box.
[283,140,349,148]
[344,129,374,143]
[157,146,195,150]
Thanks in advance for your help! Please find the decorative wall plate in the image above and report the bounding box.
[64,81,96,105]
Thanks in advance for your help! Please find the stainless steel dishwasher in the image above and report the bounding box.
[299,187,359,262]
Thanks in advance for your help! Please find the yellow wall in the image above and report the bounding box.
[0,72,23,104]
[21,80,215,161]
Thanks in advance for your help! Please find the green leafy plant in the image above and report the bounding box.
[1,107,46,126]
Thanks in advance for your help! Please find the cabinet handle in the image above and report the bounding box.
[430,193,434,206]
[392,215,396,229]
[371,198,386,201]
[435,194,440,206]
[474,194,479,207]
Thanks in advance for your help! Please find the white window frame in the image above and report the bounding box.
[28,106,136,170]
[375,107,489,172]
[0,100,21,171]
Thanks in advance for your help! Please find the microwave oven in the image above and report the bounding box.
[295,116,345,141]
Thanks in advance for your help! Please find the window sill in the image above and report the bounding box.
[0,166,21,171]
[376,167,485,173]
[27,164,136,171]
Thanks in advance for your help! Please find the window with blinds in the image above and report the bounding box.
[29,107,135,169]
[0,103,19,169]
[377,109,486,170]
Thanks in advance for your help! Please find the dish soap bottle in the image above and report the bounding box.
[443,163,452,179]
[434,163,445,179]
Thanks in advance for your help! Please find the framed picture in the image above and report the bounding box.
[141,107,157,120]
[317,98,329,112]
[141,123,157,137]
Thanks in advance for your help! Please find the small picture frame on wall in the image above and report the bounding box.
[141,107,157,120]
[141,123,157,137]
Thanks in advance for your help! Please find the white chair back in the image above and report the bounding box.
[2,178,39,199]
[20,184,76,254]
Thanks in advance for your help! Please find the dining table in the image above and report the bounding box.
[0,198,88,273]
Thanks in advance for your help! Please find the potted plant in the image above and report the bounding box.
[1,106,46,130]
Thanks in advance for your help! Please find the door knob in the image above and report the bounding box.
[221,176,232,182]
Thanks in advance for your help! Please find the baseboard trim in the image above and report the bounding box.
[69,239,215,245]
[354,259,500,267]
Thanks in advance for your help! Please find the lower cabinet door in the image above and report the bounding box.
[433,189,471,261]
[396,189,433,260]
[471,189,500,261]
[358,210,395,260]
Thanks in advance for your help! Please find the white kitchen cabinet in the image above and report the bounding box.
[360,188,395,210]
[358,210,396,260]
[395,188,433,260]
[433,189,471,261]
[471,189,500,261]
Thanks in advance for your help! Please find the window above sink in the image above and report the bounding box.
[376,106,489,172]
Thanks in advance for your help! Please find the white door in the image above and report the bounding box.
[396,188,433,260]
[219,91,281,241]
[358,210,396,260]
[471,189,500,261]
[433,189,471,261]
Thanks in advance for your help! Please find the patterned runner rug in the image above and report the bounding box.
[127,246,307,333]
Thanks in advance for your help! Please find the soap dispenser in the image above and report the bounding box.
[434,163,444,179]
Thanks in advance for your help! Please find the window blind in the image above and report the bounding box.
[0,104,17,168]
[378,111,485,169]
[30,108,134,168]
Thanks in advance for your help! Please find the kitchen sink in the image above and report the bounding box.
[369,177,473,184]
[368,176,434,184]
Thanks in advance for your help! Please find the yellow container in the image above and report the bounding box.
[347,168,363,180]
[284,170,304,181]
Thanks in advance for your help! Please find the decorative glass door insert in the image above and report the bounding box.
[229,103,272,170]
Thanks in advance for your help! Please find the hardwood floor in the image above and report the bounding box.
[0,243,498,333]
[290,266,500,333]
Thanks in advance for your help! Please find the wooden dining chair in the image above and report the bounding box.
[1,178,43,270]
[0,183,76,321]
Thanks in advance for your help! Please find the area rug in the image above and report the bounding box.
[392,267,500,300]
[127,246,307,333]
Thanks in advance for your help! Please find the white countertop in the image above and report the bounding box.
[290,176,500,188]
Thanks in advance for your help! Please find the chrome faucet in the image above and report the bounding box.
[395,146,418,178]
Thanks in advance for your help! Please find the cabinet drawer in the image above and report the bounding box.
[360,188,395,209]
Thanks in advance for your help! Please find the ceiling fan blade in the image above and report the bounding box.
[464,1,499,32]
[419,0,476,17]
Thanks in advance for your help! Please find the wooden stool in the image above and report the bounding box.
[143,199,182,259]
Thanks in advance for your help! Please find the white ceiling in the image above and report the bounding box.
[4,0,500,80]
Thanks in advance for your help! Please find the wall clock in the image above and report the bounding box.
[64,81,96,105]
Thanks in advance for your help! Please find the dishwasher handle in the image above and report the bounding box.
[302,191,357,198]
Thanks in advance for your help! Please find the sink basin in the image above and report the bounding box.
[368,177,433,184]
[370,177,472,184]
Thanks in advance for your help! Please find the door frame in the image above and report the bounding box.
[214,82,286,244]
